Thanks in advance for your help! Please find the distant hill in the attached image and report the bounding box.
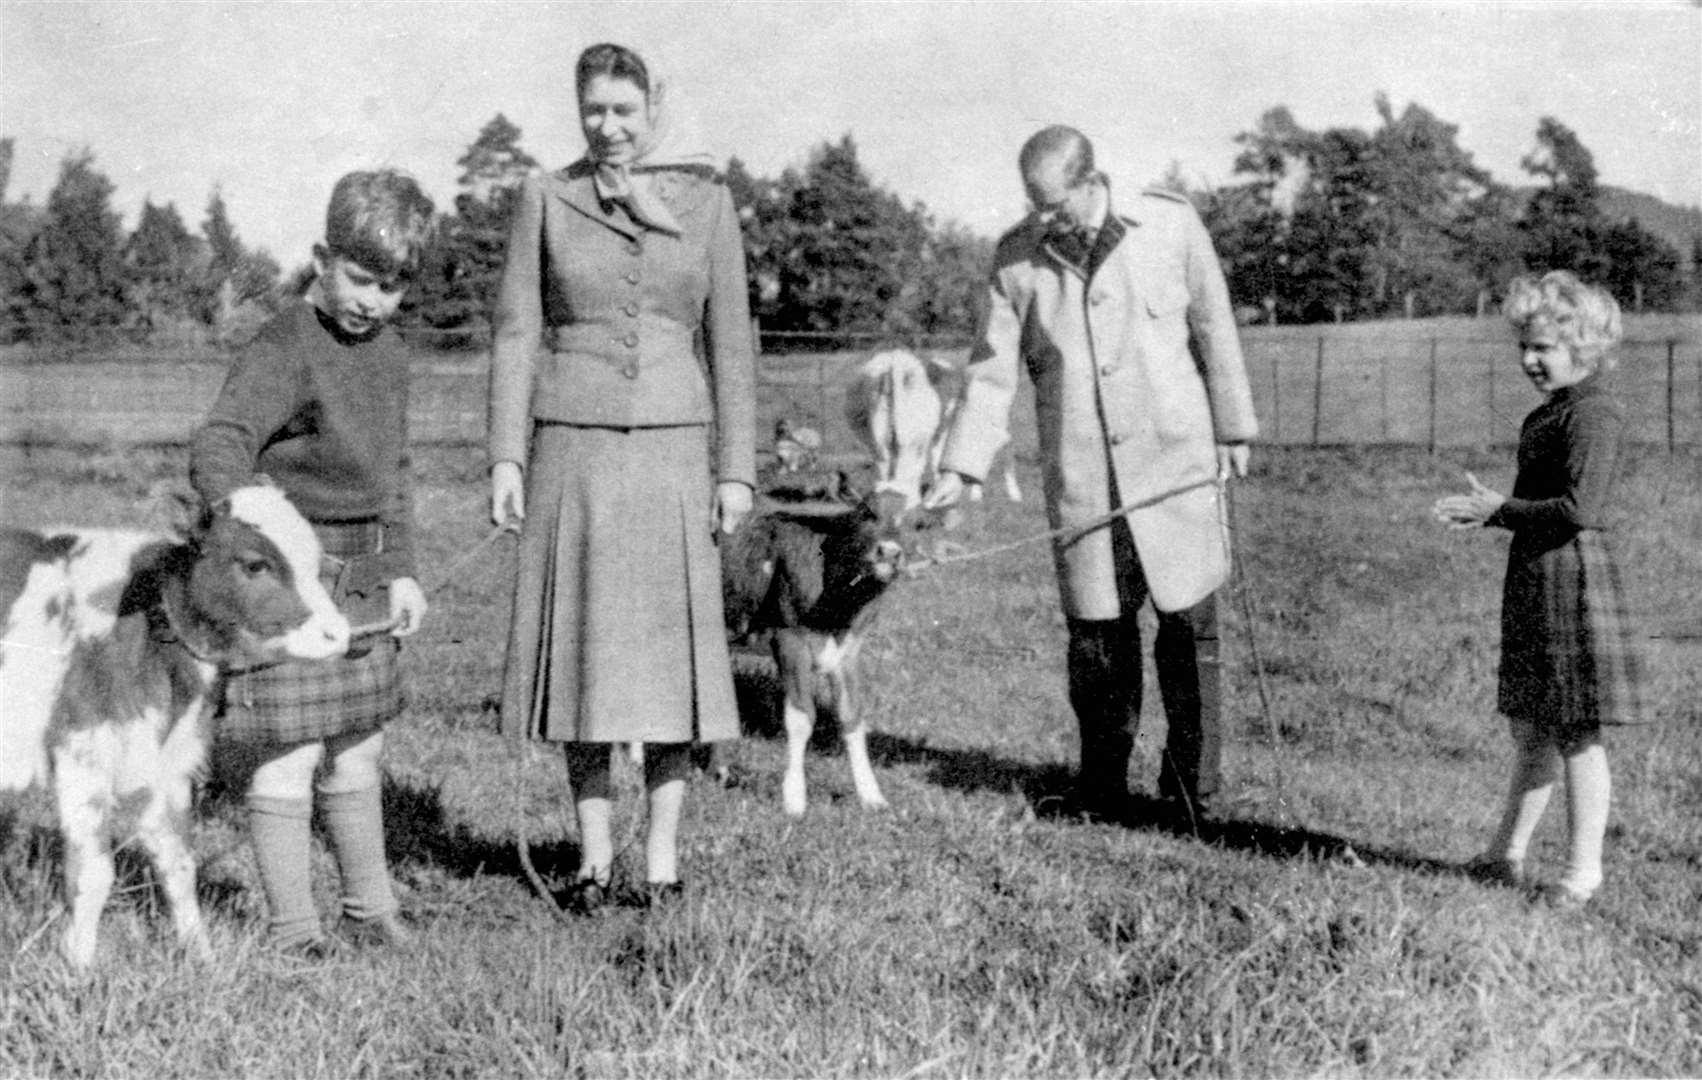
[1598,186,1702,270]
[1509,184,1701,270]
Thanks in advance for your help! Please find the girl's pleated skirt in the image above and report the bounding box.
[500,423,741,745]
[1498,529,1647,736]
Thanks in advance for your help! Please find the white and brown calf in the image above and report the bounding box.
[0,485,349,967]
[722,488,909,815]
[844,349,1021,511]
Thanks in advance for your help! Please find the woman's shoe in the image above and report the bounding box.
[339,911,415,950]
[564,877,612,917]
[1464,852,1526,889]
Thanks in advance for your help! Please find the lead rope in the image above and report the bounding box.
[905,475,1223,572]
[1220,478,1287,823]
[342,519,574,918]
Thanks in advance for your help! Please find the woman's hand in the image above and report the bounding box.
[388,577,428,637]
[491,461,525,527]
[715,481,753,535]
[1432,471,1506,529]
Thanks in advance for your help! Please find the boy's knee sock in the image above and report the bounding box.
[318,785,398,921]
[1560,743,1610,896]
[246,794,321,946]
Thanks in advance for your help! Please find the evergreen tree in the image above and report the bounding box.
[15,149,128,338]
[403,114,535,346]
[197,187,280,340]
[125,199,204,331]
[769,135,929,339]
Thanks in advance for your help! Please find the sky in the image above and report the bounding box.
[2,0,1699,270]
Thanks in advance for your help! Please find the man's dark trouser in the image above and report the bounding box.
[1066,514,1222,813]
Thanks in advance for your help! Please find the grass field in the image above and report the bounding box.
[2,438,1699,1078]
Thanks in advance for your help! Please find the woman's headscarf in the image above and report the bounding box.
[584,45,715,236]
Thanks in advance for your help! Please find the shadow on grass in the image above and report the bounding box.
[197,762,586,903]
[860,729,1459,879]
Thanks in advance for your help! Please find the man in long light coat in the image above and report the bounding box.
[926,126,1257,821]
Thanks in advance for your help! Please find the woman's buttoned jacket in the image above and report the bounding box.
[940,188,1258,616]
[487,161,756,486]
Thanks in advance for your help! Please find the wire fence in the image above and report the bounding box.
[1,332,1698,453]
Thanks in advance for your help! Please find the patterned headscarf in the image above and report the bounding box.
[584,46,715,236]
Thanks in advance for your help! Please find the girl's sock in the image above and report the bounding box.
[1487,727,1560,864]
[246,793,320,947]
[318,785,398,921]
[1559,742,1610,897]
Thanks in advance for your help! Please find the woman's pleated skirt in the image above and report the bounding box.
[499,423,740,745]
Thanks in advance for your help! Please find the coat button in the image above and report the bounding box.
[623,333,638,347]
[1100,363,1116,376]
[1090,292,1107,305]
[627,240,643,255]
[624,303,639,317]
[622,364,639,379]
[626,271,641,284]
[1109,433,1125,446]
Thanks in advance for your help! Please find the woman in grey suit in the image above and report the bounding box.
[488,42,755,911]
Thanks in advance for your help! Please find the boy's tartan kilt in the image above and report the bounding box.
[217,520,403,745]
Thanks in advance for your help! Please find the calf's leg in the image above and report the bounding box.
[827,636,886,810]
[54,753,115,968]
[134,775,211,960]
[774,631,816,816]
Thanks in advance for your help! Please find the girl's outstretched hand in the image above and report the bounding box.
[1431,471,1506,529]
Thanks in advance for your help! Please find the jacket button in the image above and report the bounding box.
[623,333,638,347]
[1090,292,1107,305]
[627,240,643,255]
[1109,433,1125,446]
[622,364,639,379]
[624,303,639,317]
[1100,363,1116,376]
[626,271,641,284]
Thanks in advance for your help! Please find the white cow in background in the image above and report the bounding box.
[845,349,1022,511]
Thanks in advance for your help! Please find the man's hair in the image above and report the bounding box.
[324,170,436,280]
[1019,126,1096,188]
[576,42,651,101]
[1503,270,1624,370]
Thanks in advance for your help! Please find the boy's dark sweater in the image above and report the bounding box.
[191,302,417,582]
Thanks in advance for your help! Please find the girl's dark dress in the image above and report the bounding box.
[1488,372,1647,736]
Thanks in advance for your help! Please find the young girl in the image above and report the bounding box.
[192,170,435,953]
[1433,270,1647,909]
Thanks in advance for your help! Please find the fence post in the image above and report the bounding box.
[1427,337,1439,454]
[1311,336,1325,446]
[1379,351,1389,442]
[816,353,828,428]
[1270,353,1281,444]
[1667,339,1677,454]
[1487,347,1496,444]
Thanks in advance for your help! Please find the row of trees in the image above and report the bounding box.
[0,139,282,344]
[1,98,1695,347]
[1197,98,1692,323]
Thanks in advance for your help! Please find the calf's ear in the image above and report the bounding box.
[142,479,202,542]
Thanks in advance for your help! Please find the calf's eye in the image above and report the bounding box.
[239,556,274,578]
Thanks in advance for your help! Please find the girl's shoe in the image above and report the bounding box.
[1464,852,1525,888]
[641,880,686,909]
[1535,881,1594,912]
